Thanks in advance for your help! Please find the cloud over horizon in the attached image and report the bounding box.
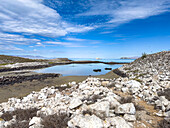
[0,0,170,57]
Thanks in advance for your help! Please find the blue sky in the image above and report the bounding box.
[0,0,170,58]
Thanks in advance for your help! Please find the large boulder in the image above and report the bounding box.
[88,101,110,118]
[123,114,136,122]
[104,96,120,109]
[125,80,141,88]
[126,80,141,93]
[69,98,83,109]
[29,117,43,128]
[68,114,103,128]
[115,103,136,115]
[106,117,131,128]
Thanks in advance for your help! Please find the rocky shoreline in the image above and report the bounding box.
[0,61,129,73]
[0,73,61,86]
[0,51,169,128]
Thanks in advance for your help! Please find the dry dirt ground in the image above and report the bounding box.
[0,70,119,103]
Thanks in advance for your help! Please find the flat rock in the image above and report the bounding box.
[88,101,110,118]
[69,98,83,109]
[123,114,136,122]
[106,117,131,128]
[115,103,136,115]
[29,117,43,127]
[68,114,103,128]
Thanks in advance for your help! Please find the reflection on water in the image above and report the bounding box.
[34,63,122,76]
[34,59,135,76]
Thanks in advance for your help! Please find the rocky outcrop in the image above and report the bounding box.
[0,73,60,86]
[0,62,56,72]
[114,51,170,119]
[118,51,170,82]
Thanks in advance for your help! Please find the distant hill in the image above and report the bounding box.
[16,55,46,59]
[120,56,139,59]
[0,55,45,64]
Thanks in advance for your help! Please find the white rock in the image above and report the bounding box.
[0,119,5,128]
[125,80,141,88]
[61,84,67,87]
[104,96,120,109]
[106,117,131,128]
[166,103,170,111]
[102,81,110,86]
[115,103,136,115]
[143,90,150,97]
[122,87,129,93]
[103,119,111,128]
[68,114,103,128]
[159,96,169,106]
[123,114,136,122]
[79,83,88,90]
[88,101,110,118]
[69,98,82,109]
[0,112,3,117]
[4,119,16,127]
[29,117,43,127]
[115,84,122,89]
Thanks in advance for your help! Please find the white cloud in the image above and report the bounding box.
[0,32,40,45]
[77,0,170,26]
[45,41,86,47]
[64,37,86,41]
[36,42,42,45]
[0,44,23,51]
[0,0,94,37]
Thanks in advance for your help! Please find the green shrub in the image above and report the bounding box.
[141,52,147,59]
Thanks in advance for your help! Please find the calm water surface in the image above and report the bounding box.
[34,59,134,76]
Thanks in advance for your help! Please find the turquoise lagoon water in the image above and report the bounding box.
[34,59,134,76]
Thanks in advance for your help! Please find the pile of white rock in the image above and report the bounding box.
[119,51,170,82]
[117,51,170,118]
[0,78,137,128]
[113,77,170,118]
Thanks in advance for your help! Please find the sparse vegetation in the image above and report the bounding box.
[137,73,147,78]
[134,103,145,111]
[82,110,93,115]
[133,78,142,83]
[1,108,38,121]
[0,55,46,65]
[120,96,133,104]
[6,121,29,128]
[157,119,170,128]
[132,69,139,73]
[90,94,103,103]
[136,113,142,121]
[141,52,147,59]
[124,67,132,70]
[157,88,170,100]
[41,113,71,128]
[107,82,115,88]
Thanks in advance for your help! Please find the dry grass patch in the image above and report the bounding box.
[41,113,71,128]
[1,108,38,121]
